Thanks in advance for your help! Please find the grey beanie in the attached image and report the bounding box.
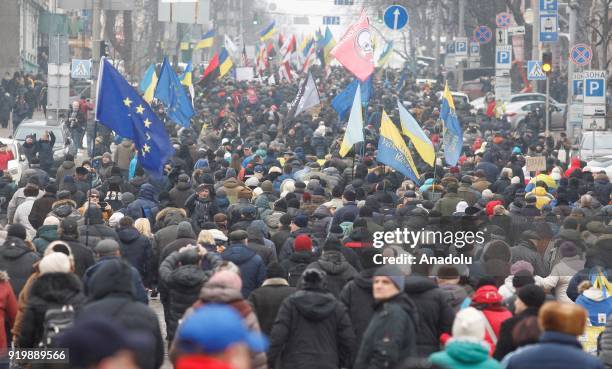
[375,265,406,291]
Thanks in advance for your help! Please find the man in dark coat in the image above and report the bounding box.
[221,230,266,297]
[268,268,355,369]
[493,284,546,360]
[248,262,297,336]
[79,258,164,369]
[307,238,357,298]
[278,214,315,261]
[126,183,160,227]
[185,184,219,233]
[168,174,195,209]
[158,248,221,343]
[28,183,57,229]
[280,234,317,287]
[246,220,277,265]
[153,207,187,257]
[57,218,95,278]
[82,239,148,304]
[0,224,40,297]
[340,248,381,353]
[354,265,418,369]
[403,273,455,357]
[158,221,197,264]
[117,216,153,287]
[78,206,119,249]
[511,230,547,277]
[331,190,359,227]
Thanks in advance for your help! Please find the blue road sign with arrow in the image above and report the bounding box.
[384,5,409,31]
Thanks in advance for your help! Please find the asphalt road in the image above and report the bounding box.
[150,296,173,369]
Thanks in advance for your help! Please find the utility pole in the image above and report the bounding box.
[457,0,465,89]
[567,0,577,139]
[434,1,442,77]
[91,0,102,101]
[532,0,540,85]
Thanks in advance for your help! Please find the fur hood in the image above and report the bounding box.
[0,271,9,282]
[52,198,77,210]
[155,207,187,223]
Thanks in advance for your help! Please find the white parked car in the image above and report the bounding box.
[504,100,566,130]
[586,155,612,178]
[470,93,566,116]
[580,132,612,162]
[0,138,29,183]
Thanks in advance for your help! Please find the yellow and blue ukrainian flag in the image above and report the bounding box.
[219,48,234,78]
[338,84,364,157]
[377,41,393,67]
[397,100,435,166]
[259,20,277,42]
[377,110,420,182]
[195,29,215,49]
[440,82,463,166]
[139,64,158,103]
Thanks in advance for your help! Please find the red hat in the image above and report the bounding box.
[294,234,312,252]
[472,285,503,305]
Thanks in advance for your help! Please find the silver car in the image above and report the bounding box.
[580,132,612,161]
[504,100,566,130]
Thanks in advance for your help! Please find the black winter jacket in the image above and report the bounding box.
[249,279,296,336]
[268,289,355,369]
[307,251,357,298]
[117,227,153,285]
[0,237,40,297]
[339,268,376,352]
[403,275,455,357]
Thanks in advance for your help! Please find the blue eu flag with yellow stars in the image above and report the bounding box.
[95,57,174,176]
[154,57,194,128]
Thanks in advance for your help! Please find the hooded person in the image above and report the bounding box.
[158,246,222,343]
[470,284,513,352]
[246,220,277,265]
[17,252,87,349]
[78,258,164,369]
[169,269,268,369]
[306,237,357,298]
[169,174,195,209]
[354,265,418,369]
[268,268,355,369]
[56,218,95,278]
[505,302,602,369]
[0,224,40,297]
[493,284,546,361]
[429,307,502,369]
[220,230,266,297]
[537,241,585,303]
[126,183,160,227]
[575,273,612,327]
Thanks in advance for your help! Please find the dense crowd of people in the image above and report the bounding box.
[0,63,608,369]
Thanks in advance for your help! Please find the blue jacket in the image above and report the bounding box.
[221,243,266,297]
[505,331,604,369]
[127,183,159,226]
[332,201,359,227]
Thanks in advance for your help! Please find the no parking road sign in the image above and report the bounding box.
[570,44,593,67]
[583,70,607,105]
[473,25,493,44]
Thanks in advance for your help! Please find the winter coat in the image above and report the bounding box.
[222,177,244,204]
[117,227,153,286]
[82,256,148,304]
[339,268,376,352]
[32,225,58,254]
[79,259,164,369]
[510,239,547,277]
[127,184,160,226]
[268,289,355,369]
[354,293,418,369]
[113,140,134,170]
[185,194,219,233]
[404,275,455,356]
[153,208,187,256]
[471,286,512,351]
[525,186,554,209]
[174,281,268,369]
[430,339,502,369]
[248,278,296,336]
[576,287,612,327]
[169,182,195,209]
[221,243,267,297]
[505,331,603,369]
[332,201,359,227]
[0,177,16,213]
[458,184,481,206]
[307,251,357,298]
[0,271,17,355]
[434,192,463,216]
[28,192,57,229]
[55,160,76,188]
[13,196,37,239]
[280,251,317,287]
[77,209,118,249]
[59,238,95,278]
[158,251,219,341]
[247,221,277,265]
[0,237,40,297]
[493,306,539,361]
[440,283,469,312]
[17,273,86,348]
[598,318,612,368]
[538,255,585,303]
[279,228,315,261]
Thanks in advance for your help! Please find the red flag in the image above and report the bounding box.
[200,52,220,86]
[278,33,285,48]
[330,9,374,81]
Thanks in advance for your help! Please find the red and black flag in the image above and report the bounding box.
[199,52,220,86]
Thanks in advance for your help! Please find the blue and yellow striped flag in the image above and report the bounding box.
[397,100,435,166]
[195,29,214,49]
[339,84,364,157]
[377,110,420,182]
[440,82,463,166]
[259,21,277,42]
[377,41,393,67]
[139,64,158,103]
[219,48,234,78]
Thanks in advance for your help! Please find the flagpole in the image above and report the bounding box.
[85,120,98,249]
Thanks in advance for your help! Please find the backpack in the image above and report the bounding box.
[287,262,308,287]
[38,305,75,348]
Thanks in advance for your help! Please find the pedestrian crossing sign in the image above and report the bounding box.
[71,59,92,79]
[527,60,546,80]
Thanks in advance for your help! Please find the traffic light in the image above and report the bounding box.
[542,51,552,76]
[253,12,260,25]
[100,40,109,57]
[377,9,383,23]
